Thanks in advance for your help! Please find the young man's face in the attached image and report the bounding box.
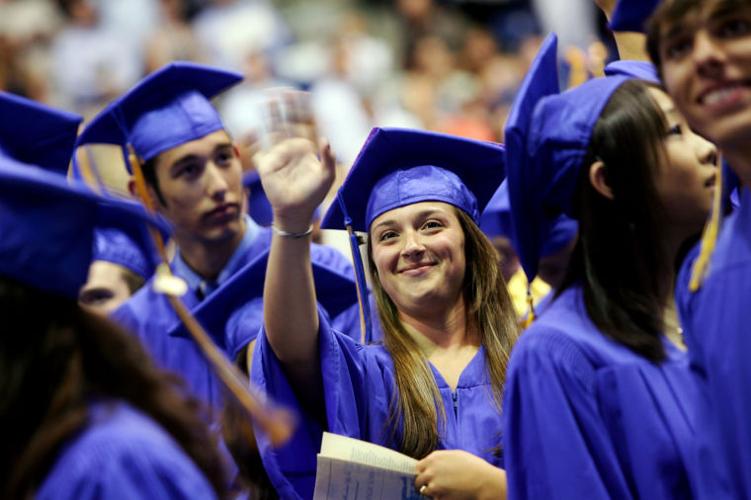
[657,1,751,151]
[151,129,245,246]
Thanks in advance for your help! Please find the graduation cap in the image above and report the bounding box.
[0,155,169,298]
[0,91,82,175]
[0,93,165,281]
[92,221,165,281]
[481,179,578,257]
[480,180,513,240]
[604,60,661,84]
[76,61,243,166]
[167,250,358,359]
[505,33,561,283]
[610,0,661,33]
[321,127,505,342]
[505,32,629,282]
[322,127,505,232]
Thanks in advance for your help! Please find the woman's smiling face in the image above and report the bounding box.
[369,201,467,315]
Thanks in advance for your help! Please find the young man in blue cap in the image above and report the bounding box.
[77,61,355,409]
[647,1,751,497]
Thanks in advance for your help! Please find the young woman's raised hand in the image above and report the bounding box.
[255,138,336,232]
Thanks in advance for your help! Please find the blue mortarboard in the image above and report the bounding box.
[610,0,661,33]
[506,31,629,281]
[76,61,243,163]
[505,33,561,281]
[513,78,629,279]
[167,250,358,358]
[604,60,661,84]
[0,92,82,175]
[0,156,169,298]
[321,127,506,232]
[480,180,578,257]
[93,222,164,280]
[480,181,513,239]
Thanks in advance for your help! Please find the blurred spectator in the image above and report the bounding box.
[0,0,62,101]
[144,0,201,73]
[531,0,598,50]
[396,0,467,70]
[98,0,159,57]
[309,13,392,167]
[192,0,291,70]
[218,49,293,171]
[50,0,142,113]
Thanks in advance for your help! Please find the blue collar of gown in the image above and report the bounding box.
[171,214,260,296]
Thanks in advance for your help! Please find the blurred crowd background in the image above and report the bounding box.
[0,0,617,171]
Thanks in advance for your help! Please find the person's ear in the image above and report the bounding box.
[127,153,164,208]
[589,160,614,200]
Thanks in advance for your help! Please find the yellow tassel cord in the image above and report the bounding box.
[689,158,724,292]
[520,285,537,329]
[128,147,168,261]
[128,146,295,446]
[344,224,369,345]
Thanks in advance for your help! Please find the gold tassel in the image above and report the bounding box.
[128,146,169,261]
[689,157,724,291]
[520,284,537,329]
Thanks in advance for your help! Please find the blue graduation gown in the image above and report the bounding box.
[675,187,751,498]
[251,310,504,499]
[36,400,217,499]
[112,226,354,408]
[225,298,363,361]
[504,284,700,500]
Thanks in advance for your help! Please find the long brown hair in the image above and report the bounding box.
[0,277,228,498]
[367,207,518,459]
[558,79,681,362]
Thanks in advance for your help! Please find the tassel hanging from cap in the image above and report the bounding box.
[337,191,373,344]
[689,155,724,292]
[520,284,537,329]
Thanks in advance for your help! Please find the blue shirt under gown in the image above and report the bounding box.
[675,187,751,499]
[504,284,701,500]
[250,309,505,499]
[36,400,217,500]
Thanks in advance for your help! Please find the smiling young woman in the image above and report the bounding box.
[251,128,517,499]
